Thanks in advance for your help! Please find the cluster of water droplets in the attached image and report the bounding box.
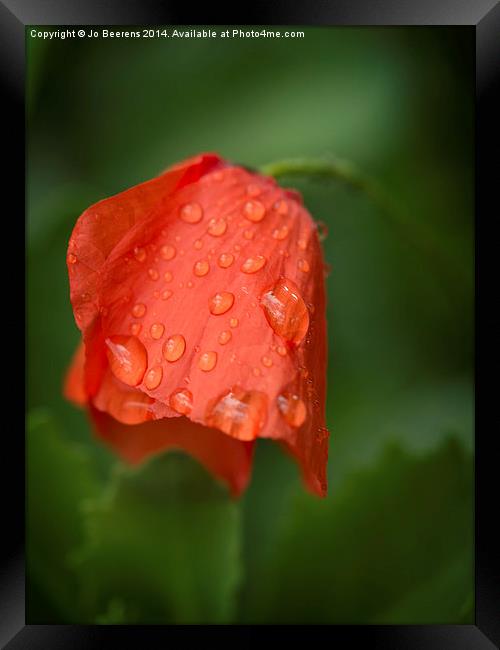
[101,175,325,437]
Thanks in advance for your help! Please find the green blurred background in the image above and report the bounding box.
[27,26,474,624]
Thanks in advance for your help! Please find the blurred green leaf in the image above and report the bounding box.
[239,436,473,623]
[26,410,101,622]
[74,453,242,624]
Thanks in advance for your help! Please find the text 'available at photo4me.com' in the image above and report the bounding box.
[28,27,307,41]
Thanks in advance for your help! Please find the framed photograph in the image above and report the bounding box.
[3,0,498,646]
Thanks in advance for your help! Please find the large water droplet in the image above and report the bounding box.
[205,387,268,441]
[207,217,227,237]
[169,388,193,415]
[218,253,234,268]
[260,277,309,345]
[131,303,146,318]
[241,255,266,274]
[198,351,217,371]
[209,291,234,315]
[277,393,307,427]
[194,260,210,277]
[163,334,186,362]
[179,202,203,223]
[160,244,176,260]
[242,199,265,222]
[106,335,148,387]
[150,322,165,340]
[144,365,163,390]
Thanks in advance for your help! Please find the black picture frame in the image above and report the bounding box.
[6,0,499,646]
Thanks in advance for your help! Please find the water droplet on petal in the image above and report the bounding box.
[134,247,146,262]
[205,387,268,441]
[67,253,77,264]
[194,260,210,277]
[106,335,148,387]
[145,365,163,390]
[150,322,165,339]
[273,199,288,215]
[241,255,267,274]
[317,221,328,242]
[252,367,261,377]
[297,259,310,273]
[247,183,261,197]
[198,351,217,371]
[298,238,307,251]
[243,229,254,240]
[169,388,193,415]
[194,239,203,250]
[277,345,287,356]
[260,277,309,345]
[164,271,173,282]
[243,199,265,222]
[207,217,227,237]
[218,253,234,268]
[148,268,159,281]
[160,244,176,260]
[130,322,142,335]
[218,330,232,345]
[209,291,234,315]
[163,334,186,362]
[261,355,273,367]
[272,225,289,240]
[161,289,172,300]
[179,202,203,223]
[131,303,146,318]
[229,317,239,328]
[277,393,307,427]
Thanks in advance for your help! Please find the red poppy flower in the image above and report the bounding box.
[64,153,330,496]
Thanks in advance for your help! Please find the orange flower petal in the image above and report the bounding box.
[89,407,255,496]
[67,153,223,333]
[65,155,330,496]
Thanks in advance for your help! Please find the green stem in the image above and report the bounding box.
[260,156,471,302]
[261,157,405,233]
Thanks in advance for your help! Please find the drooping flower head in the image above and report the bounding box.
[64,153,329,496]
